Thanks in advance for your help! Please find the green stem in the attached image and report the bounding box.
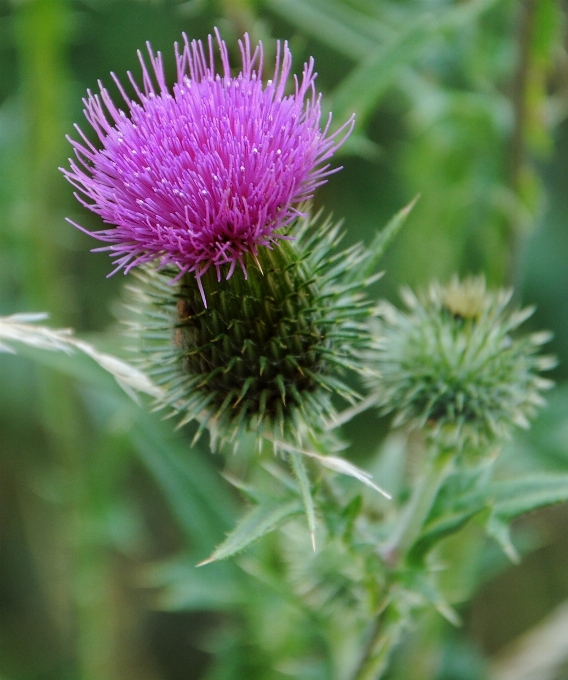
[352,446,455,680]
[383,446,454,562]
[352,604,406,680]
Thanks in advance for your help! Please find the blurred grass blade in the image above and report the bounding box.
[0,317,235,557]
[132,421,236,555]
[267,0,378,60]
[330,14,436,126]
[143,557,242,611]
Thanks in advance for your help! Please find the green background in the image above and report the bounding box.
[1,1,568,678]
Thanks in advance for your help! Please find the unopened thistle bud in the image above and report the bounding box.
[370,276,555,450]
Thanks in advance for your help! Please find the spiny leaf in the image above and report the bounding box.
[486,515,520,564]
[416,473,568,558]
[412,505,489,561]
[197,498,304,566]
[399,569,461,626]
[288,450,317,550]
[492,474,568,520]
[354,195,421,281]
[415,573,461,627]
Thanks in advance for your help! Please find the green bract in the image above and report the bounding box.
[370,277,555,450]
[125,212,381,452]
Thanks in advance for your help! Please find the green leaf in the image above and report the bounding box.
[485,516,520,564]
[288,450,317,550]
[411,505,488,560]
[198,498,304,566]
[402,570,462,626]
[491,474,568,520]
[415,473,568,559]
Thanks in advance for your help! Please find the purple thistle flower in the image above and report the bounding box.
[63,29,353,304]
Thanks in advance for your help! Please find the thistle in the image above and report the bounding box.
[61,29,394,454]
[62,29,353,304]
[370,276,555,451]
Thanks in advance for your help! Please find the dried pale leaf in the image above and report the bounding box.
[274,439,391,499]
[0,313,162,402]
[0,314,74,353]
[72,339,162,400]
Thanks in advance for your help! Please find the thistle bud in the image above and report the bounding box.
[127,214,376,450]
[370,276,555,451]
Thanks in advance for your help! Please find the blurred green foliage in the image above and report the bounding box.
[1,1,568,679]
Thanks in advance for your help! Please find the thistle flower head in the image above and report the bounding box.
[370,277,555,450]
[62,30,353,300]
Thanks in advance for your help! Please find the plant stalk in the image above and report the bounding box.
[352,445,455,680]
[352,603,406,680]
[382,446,454,563]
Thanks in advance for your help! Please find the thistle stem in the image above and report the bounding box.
[351,445,455,680]
[382,445,454,563]
[351,605,406,680]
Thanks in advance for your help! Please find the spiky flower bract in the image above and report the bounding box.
[125,211,380,452]
[62,30,353,300]
[370,277,555,450]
